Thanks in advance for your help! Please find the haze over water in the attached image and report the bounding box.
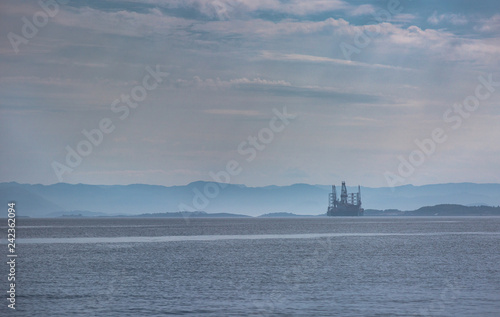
[3,217,500,316]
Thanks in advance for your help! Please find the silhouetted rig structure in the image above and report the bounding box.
[327,182,364,216]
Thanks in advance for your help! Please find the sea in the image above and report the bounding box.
[1,217,500,316]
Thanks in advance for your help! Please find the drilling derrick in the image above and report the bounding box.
[327,181,363,216]
[340,182,348,204]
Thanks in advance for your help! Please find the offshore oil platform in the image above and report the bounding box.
[327,182,364,216]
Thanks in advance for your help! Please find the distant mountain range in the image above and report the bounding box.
[23,205,500,218]
[1,181,499,217]
[134,211,251,218]
[365,204,500,216]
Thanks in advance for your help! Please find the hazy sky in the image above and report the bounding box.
[1,0,499,187]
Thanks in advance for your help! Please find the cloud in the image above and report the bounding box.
[45,5,500,66]
[228,77,292,86]
[204,109,262,116]
[391,13,416,23]
[277,0,348,16]
[349,4,375,16]
[193,17,350,36]
[475,14,500,33]
[118,0,348,20]
[427,11,468,26]
[172,76,292,89]
[449,39,500,63]
[265,84,383,103]
[388,25,454,47]
[258,51,413,71]
[18,3,470,66]
[169,75,383,103]
[52,6,193,37]
[383,25,500,63]
[36,5,352,39]
[0,76,77,86]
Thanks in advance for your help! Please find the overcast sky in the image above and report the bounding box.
[1,0,499,187]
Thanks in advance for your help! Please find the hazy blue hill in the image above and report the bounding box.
[258,212,312,217]
[360,183,500,210]
[135,211,251,218]
[27,183,183,215]
[364,205,500,216]
[406,204,500,216]
[0,181,499,217]
[0,182,64,217]
[205,183,326,215]
[47,210,110,217]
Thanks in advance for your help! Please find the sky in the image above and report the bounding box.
[0,0,499,188]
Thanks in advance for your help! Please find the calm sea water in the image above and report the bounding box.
[1,217,500,316]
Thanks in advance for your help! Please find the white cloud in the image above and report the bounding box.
[204,109,262,116]
[53,6,193,37]
[5,3,497,70]
[0,76,77,86]
[172,76,292,89]
[192,17,350,36]
[383,25,500,63]
[427,11,468,25]
[277,0,348,16]
[349,4,375,16]
[388,25,454,46]
[228,77,292,86]
[43,5,353,39]
[118,0,348,19]
[449,39,500,63]
[391,13,416,23]
[258,51,412,71]
[475,14,500,33]
[168,75,383,104]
